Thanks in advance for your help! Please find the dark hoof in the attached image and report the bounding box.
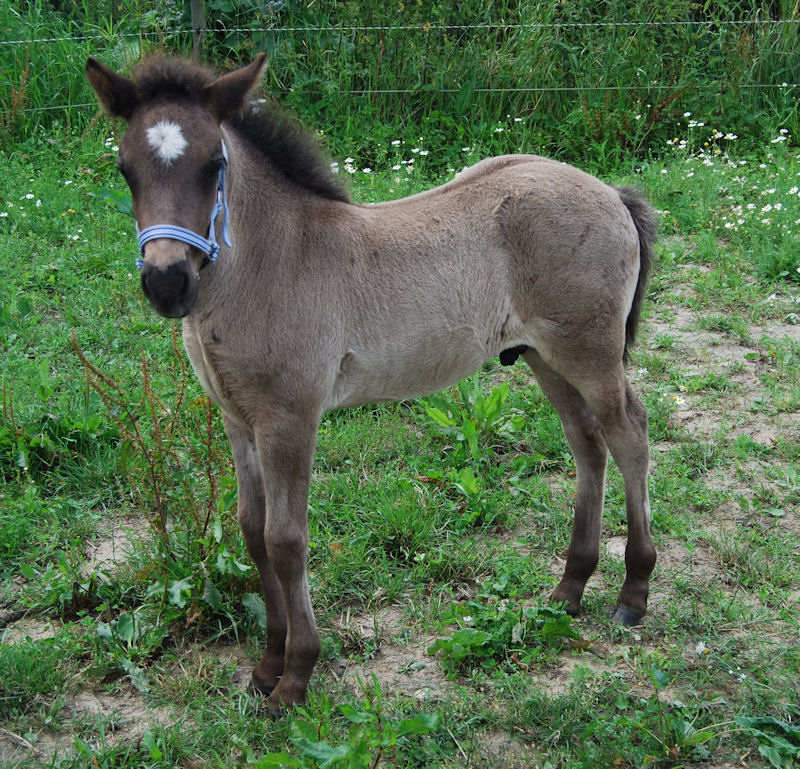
[247,677,275,698]
[263,696,286,720]
[550,595,581,617]
[610,605,643,626]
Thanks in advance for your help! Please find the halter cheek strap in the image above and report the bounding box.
[135,140,232,270]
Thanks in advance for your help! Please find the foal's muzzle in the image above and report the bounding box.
[140,258,198,318]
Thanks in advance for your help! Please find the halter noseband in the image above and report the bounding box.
[135,140,232,270]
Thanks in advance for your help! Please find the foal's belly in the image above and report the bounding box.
[323,325,501,411]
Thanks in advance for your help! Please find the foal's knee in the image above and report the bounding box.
[566,546,600,581]
[266,530,309,577]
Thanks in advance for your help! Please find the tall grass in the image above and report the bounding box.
[0,1,130,140]
[2,1,798,165]
[253,0,800,165]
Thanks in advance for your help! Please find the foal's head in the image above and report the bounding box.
[86,56,266,317]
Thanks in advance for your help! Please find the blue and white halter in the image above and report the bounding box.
[135,140,232,269]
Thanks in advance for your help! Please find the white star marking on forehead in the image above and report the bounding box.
[145,120,188,164]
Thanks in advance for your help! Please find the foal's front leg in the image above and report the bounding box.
[253,410,320,712]
[223,416,287,695]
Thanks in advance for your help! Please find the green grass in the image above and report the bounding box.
[0,110,799,767]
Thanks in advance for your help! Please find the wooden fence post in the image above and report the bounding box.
[190,0,205,61]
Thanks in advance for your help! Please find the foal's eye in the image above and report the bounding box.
[204,156,224,180]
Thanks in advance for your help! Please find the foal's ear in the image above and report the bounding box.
[204,53,268,122]
[86,58,139,120]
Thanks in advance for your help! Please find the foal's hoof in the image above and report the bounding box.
[247,677,275,698]
[561,602,581,618]
[550,592,581,617]
[610,604,644,626]
[263,694,287,720]
[247,680,286,719]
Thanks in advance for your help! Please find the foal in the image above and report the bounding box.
[86,54,656,712]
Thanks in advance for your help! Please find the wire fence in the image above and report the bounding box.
[3,14,799,152]
[5,16,800,116]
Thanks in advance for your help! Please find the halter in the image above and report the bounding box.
[135,140,232,270]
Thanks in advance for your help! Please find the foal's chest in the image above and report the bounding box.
[181,321,244,422]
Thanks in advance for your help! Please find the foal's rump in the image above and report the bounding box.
[494,161,643,372]
[477,155,644,373]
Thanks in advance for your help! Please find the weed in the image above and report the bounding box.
[255,679,438,769]
[421,376,524,465]
[736,710,800,769]
[417,377,532,529]
[428,597,578,676]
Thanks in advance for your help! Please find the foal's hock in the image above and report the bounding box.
[87,54,657,712]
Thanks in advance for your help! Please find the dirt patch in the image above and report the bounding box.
[330,605,452,703]
[182,639,254,693]
[1,616,61,645]
[475,729,537,767]
[0,685,174,767]
[82,515,150,578]
[69,687,173,739]
[752,321,800,343]
[528,648,618,698]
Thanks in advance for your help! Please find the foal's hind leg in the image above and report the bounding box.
[523,349,608,616]
[573,366,656,624]
[223,416,287,695]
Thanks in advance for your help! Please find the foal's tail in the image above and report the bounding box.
[617,186,657,361]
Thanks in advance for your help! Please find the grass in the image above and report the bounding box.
[0,104,799,767]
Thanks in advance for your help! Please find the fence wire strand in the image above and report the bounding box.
[25,83,800,116]
[2,17,799,46]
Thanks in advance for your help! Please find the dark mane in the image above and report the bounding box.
[132,56,216,104]
[228,104,350,203]
[130,57,349,204]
